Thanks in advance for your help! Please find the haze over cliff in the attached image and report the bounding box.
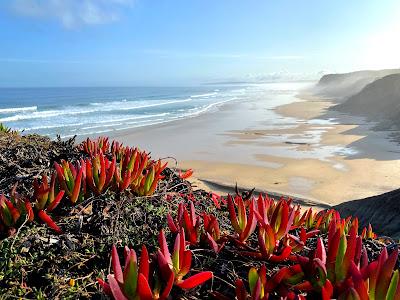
[314,69,400,102]
[334,73,400,129]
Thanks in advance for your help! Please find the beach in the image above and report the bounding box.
[107,83,400,206]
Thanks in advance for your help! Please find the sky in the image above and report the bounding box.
[0,0,400,87]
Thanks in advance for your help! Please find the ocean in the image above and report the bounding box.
[0,83,309,139]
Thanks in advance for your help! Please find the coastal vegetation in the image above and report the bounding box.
[0,130,399,299]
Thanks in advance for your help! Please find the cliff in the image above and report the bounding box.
[333,73,400,130]
[334,188,400,239]
[314,69,400,102]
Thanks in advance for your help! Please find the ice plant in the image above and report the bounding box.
[86,153,116,195]
[227,195,257,243]
[289,204,306,229]
[325,217,362,284]
[178,168,193,180]
[0,185,62,234]
[37,210,62,234]
[213,265,308,300]
[54,159,86,203]
[210,192,222,209]
[288,227,320,253]
[300,208,323,230]
[202,212,223,253]
[0,123,18,135]
[0,193,34,233]
[237,197,296,261]
[114,148,149,192]
[136,160,167,196]
[254,197,296,241]
[364,247,400,300]
[0,122,11,133]
[242,222,292,262]
[157,229,213,289]
[361,223,377,239]
[167,201,200,245]
[97,244,173,300]
[80,136,110,156]
[33,173,65,212]
[247,265,271,299]
[283,238,334,299]
[219,266,273,300]
[137,269,174,300]
[111,140,126,161]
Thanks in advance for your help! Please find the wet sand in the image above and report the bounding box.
[107,86,400,206]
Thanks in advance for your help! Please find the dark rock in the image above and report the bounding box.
[334,188,400,239]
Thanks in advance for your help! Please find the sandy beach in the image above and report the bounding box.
[107,83,400,206]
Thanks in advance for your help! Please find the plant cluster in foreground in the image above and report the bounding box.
[0,134,399,299]
[0,136,167,236]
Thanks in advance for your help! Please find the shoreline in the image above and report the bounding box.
[105,86,400,206]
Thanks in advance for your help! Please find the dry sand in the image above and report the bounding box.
[108,89,400,207]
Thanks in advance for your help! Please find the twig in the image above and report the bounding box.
[67,254,97,271]
[10,214,29,253]
[212,274,236,289]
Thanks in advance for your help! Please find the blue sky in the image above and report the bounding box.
[0,0,399,87]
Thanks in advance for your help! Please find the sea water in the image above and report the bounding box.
[0,83,308,138]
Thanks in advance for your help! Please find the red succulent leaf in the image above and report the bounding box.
[179,169,193,179]
[315,238,327,264]
[70,166,83,203]
[179,250,192,278]
[107,274,128,300]
[375,248,399,299]
[321,279,333,300]
[235,279,248,300]
[37,210,62,233]
[206,232,220,253]
[98,154,106,191]
[239,199,257,242]
[157,250,173,281]
[137,273,153,300]
[158,230,172,266]
[97,278,112,296]
[227,195,240,233]
[176,271,213,289]
[5,199,20,223]
[111,245,124,284]
[211,193,221,209]
[167,214,178,233]
[269,245,292,262]
[258,223,276,258]
[139,245,150,281]
[46,190,65,212]
[293,280,313,291]
[341,224,358,277]
[160,271,174,300]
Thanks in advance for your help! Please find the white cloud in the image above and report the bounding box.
[10,0,133,28]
